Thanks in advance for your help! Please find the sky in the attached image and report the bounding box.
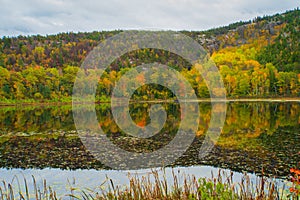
[0,0,298,37]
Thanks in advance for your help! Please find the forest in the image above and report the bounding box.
[0,9,299,103]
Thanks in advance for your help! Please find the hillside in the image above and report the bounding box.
[0,8,299,103]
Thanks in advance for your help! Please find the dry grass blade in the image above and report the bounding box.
[23,176,29,200]
[0,187,4,200]
[7,184,13,200]
[0,169,291,200]
[31,176,38,200]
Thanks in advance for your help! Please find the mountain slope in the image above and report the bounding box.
[0,8,299,102]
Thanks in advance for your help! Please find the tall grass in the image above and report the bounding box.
[93,170,283,200]
[0,170,296,200]
[0,175,58,200]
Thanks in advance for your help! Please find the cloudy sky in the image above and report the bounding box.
[0,0,298,37]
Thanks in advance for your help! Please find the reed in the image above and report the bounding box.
[0,175,58,200]
[91,170,286,200]
[0,169,297,200]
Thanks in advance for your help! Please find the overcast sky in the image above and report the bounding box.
[0,0,298,37]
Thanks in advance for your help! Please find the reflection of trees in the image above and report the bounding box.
[97,101,299,157]
[0,106,75,134]
[0,102,299,177]
[0,102,299,143]
[181,126,300,178]
[218,102,300,148]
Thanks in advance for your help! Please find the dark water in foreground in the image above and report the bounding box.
[0,101,299,194]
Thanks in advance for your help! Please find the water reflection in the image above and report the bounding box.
[0,102,299,178]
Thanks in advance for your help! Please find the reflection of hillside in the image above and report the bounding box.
[215,102,300,149]
[180,126,300,178]
[0,102,299,177]
[0,126,298,178]
[0,105,75,134]
[0,103,299,137]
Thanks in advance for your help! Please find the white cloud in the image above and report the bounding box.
[0,0,298,36]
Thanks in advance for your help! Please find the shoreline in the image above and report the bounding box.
[0,97,300,107]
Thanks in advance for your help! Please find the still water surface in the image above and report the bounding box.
[0,101,299,195]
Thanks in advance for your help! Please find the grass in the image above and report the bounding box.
[1,169,299,200]
[0,176,58,200]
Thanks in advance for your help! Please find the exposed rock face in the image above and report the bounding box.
[196,34,220,53]
[195,20,283,53]
[264,21,283,35]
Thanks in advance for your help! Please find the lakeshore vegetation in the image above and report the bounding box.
[0,9,299,104]
[0,169,299,199]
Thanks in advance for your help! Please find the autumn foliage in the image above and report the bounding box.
[289,153,300,198]
[0,9,299,103]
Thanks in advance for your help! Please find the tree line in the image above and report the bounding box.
[0,9,299,103]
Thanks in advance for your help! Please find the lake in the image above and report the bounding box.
[0,101,299,196]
